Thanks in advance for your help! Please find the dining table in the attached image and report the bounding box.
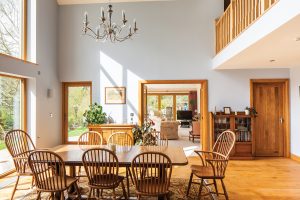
[51,144,189,199]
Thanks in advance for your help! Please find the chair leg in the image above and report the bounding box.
[31,176,35,188]
[121,180,128,200]
[137,195,141,200]
[213,179,219,196]
[186,173,193,196]
[221,179,229,200]
[198,178,204,198]
[35,191,41,200]
[60,192,64,200]
[126,167,130,198]
[74,182,81,200]
[10,175,20,200]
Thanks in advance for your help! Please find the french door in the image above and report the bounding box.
[62,82,92,143]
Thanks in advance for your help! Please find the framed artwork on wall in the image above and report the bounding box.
[105,87,126,104]
[223,107,231,115]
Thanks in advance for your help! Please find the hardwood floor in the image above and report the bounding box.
[1,157,300,199]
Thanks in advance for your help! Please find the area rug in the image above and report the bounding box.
[21,177,213,200]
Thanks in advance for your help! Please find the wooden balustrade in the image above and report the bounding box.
[215,0,279,54]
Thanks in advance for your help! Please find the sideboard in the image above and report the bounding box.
[88,124,135,144]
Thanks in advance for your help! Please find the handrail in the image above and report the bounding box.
[215,0,279,54]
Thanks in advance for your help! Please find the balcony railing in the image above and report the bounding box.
[215,0,279,54]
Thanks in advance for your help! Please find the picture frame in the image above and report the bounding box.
[223,107,231,115]
[105,87,126,104]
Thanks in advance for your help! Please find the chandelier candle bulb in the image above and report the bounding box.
[82,4,138,42]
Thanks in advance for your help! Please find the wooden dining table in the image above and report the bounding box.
[51,144,188,199]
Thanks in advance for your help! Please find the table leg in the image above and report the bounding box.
[126,167,130,198]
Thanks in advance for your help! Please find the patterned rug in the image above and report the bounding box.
[21,177,213,200]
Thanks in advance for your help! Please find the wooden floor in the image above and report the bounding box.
[1,157,300,199]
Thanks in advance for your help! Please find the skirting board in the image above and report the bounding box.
[291,154,300,162]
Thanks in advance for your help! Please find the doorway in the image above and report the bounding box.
[250,79,290,157]
[138,80,209,151]
[62,82,92,144]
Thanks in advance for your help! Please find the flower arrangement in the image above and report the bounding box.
[83,103,107,124]
[132,119,157,145]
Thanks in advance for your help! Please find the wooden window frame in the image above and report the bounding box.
[147,93,190,120]
[62,82,92,144]
[0,0,27,60]
[139,80,209,151]
[0,73,27,178]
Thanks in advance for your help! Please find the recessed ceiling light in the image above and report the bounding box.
[270,59,276,63]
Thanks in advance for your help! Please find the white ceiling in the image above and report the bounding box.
[57,0,171,5]
[216,14,300,69]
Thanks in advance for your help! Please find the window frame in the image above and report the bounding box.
[0,0,28,60]
[62,82,92,144]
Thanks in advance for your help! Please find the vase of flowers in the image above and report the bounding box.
[132,119,157,145]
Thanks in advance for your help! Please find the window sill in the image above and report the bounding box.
[0,53,38,65]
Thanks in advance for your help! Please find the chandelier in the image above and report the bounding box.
[82,4,138,42]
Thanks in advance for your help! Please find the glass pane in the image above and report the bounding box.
[147,95,159,117]
[0,75,22,175]
[0,0,23,58]
[161,95,173,120]
[68,86,91,142]
[176,95,189,110]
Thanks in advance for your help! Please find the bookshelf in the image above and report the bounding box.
[210,112,255,159]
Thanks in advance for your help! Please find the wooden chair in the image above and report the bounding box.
[107,132,133,146]
[107,132,133,197]
[82,148,127,199]
[189,121,200,143]
[77,131,103,177]
[77,131,103,148]
[28,150,81,200]
[4,129,36,200]
[131,152,172,200]
[152,131,168,146]
[186,130,236,200]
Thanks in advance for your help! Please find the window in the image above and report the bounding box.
[0,0,27,59]
[62,82,92,143]
[0,74,26,176]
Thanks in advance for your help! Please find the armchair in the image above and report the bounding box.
[186,130,235,200]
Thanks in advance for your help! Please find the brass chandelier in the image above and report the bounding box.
[82,4,138,42]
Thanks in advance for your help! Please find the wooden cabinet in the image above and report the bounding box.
[210,112,255,160]
[88,124,135,144]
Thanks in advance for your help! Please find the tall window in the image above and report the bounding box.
[0,74,26,176]
[0,0,26,59]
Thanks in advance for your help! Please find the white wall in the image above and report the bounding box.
[58,0,289,124]
[0,0,61,148]
[290,67,300,156]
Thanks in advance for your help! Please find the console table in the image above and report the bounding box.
[88,124,135,144]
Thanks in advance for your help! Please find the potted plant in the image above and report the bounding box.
[132,119,157,145]
[83,103,107,125]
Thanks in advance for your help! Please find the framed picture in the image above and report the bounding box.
[223,107,231,115]
[105,87,126,104]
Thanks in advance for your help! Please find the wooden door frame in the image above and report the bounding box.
[250,79,290,158]
[62,81,92,144]
[138,80,209,150]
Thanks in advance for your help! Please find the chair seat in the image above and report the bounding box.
[90,174,124,188]
[191,165,223,179]
[136,178,169,194]
[189,131,200,137]
[39,176,77,191]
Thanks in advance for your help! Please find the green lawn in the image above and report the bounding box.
[0,140,6,150]
[68,127,88,137]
